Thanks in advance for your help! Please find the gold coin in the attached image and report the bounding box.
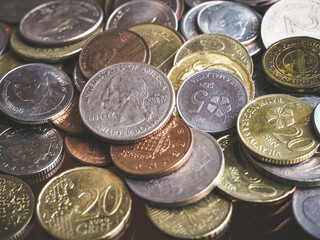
[262,37,320,93]
[0,174,35,240]
[237,94,320,164]
[10,26,102,63]
[37,167,132,240]
[217,135,295,204]
[0,50,26,79]
[168,51,254,100]
[129,23,184,74]
[146,191,232,239]
[174,33,253,75]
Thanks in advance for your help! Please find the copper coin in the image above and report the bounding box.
[51,92,88,136]
[79,29,150,79]
[65,135,112,166]
[110,116,193,179]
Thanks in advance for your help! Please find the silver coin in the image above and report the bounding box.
[0,63,74,124]
[0,24,8,55]
[105,1,178,30]
[293,187,320,239]
[177,69,248,134]
[79,62,175,143]
[185,0,209,8]
[245,148,320,187]
[73,61,87,92]
[0,125,63,177]
[197,2,260,45]
[314,103,320,139]
[261,0,320,48]
[126,128,224,207]
[19,0,103,46]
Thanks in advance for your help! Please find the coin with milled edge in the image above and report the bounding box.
[177,69,248,134]
[293,187,320,239]
[37,167,132,240]
[0,23,8,55]
[237,94,320,164]
[0,125,63,177]
[106,1,178,30]
[73,61,87,92]
[217,135,295,204]
[313,103,320,139]
[0,63,73,124]
[19,0,103,46]
[126,128,223,206]
[0,174,35,240]
[146,191,232,239]
[80,62,175,143]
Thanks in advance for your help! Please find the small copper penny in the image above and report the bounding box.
[110,116,193,179]
[65,135,112,166]
[79,29,150,79]
[51,92,88,136]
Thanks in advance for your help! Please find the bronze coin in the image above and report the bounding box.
[110,116,193,179]
[65,135,112,166]
[79,29,151,79]
[51,92,88,136]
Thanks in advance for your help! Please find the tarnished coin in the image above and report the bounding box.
[174,33,253,75]
[79,62,175,143]
[0,63,73,124]
[244,37,263,57]
[19,0,103,46]
[106,1,178,30]
[0,23,8,55]
[111,116,193,179]
[146,191,232,239]
[79,29,150,79]
[37,167,132,240]
[197,2,260,45]
[0,125,63,177]
[261,0,320,48]
[293,187,320,239]
[262,37,320,93]
[65,135,112,166]
[314,103,320,139]
[217,135,295,204]
[73,61,87,92]
[126,128,223,206]
[237,94,320,164]
[0,50,26,80]
[177,69,248,134]
[0,174,35,240]
[129,23,184,74]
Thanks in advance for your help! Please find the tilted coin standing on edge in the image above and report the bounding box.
[313,103,320,139]
[0,125,63,177]
[73,61,87,92]
[0,63,73,124]
[79,62,175,143]
[36,167,132,240]
[0,174,35,240]
[125,128,224,207]
[0,23,8,55]
[177,69,248,134]
[293,187,320,239]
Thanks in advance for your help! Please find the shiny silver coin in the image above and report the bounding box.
[0,63,74,124]
[126,128,224,207]
[73,61,87,92]
[106,1,178,30]
[19,0,103,46]
[0,24,8,55]
[79,62,175,143]
[185,0,209,8]
[261,0,320,48]
[314,103,320,139]
[293,187,320,239]
[0,125,63,177]
[177,69,248,134]
[197,2,260,45]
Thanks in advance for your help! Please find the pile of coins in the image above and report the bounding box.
[0,0,320,239]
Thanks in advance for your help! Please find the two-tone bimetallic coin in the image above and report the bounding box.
[73,61,87,92]
[314,103,320,139]
[0,125,63,177]
[0,23,8,55]
[293,187,320,239]
[177,69,248,134]
[79,62,175,143]
[0,174,35,240]
[0,63,73,124]
[19,0,103,46]
[37,167,132,240]
[126,128,224,207]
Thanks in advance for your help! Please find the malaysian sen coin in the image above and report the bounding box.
[177,69,248,134]
[79,62,175,143]
[126,128,224,207]
[237,94,320,164]
[37,167,132,240]
[293,94,320,109]
[0,50,26,80]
